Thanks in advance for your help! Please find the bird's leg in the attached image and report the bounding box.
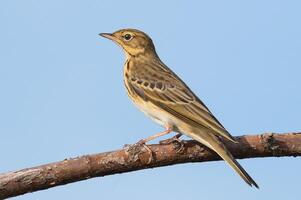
[159,133,185,153]
[159,133,182,144]
[127,127,172,164]
[138,127,173,144]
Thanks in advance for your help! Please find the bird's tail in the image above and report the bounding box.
[186,129,259,188]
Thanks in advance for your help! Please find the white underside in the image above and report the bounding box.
[134,99,215,148]
[135,100,175,128]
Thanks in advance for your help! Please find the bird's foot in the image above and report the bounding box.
[124,139,153,164]
[159,134,185,153]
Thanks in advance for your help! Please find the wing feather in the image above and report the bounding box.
[128,61,236,142]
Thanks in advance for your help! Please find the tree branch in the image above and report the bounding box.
[1,132,300,199]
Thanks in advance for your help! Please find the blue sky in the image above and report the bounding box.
[0,0,300,199]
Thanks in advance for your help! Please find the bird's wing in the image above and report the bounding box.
[127,61,236,143]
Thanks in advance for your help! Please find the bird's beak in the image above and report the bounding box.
[99,32,123,48]
[99,33,115,41]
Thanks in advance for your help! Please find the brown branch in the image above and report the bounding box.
[1,132,301,199]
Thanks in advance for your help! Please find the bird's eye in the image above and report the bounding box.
[123,33,132,41]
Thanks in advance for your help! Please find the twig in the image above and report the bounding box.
[0,132,300,199]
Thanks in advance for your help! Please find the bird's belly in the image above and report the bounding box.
[132,98,177,130]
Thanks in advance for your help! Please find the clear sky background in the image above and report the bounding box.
[0,0,300,199]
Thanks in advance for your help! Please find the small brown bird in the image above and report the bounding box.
[100,28,258,188]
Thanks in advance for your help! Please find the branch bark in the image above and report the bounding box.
[1,132,301,199]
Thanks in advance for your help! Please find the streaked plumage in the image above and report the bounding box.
[100,28,258,188]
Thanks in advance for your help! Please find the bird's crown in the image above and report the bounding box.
[100,28,157,57]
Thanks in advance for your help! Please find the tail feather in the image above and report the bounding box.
[230,157,259,188]
[186,129,259,188]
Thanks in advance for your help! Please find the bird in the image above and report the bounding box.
[100,28,258,188]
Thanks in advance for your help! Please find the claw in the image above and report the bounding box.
[159,133,182,144]
[125,127,173,164]
[126,141,153,164]
[159,134,185,153]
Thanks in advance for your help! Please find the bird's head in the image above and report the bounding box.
[100,29,157,57]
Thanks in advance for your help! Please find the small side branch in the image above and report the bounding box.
[0,132,300,199]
